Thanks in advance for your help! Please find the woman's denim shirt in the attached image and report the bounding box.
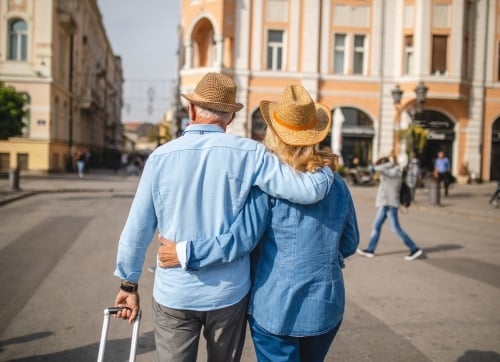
[185,174,359,336]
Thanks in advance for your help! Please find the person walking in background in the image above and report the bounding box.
[489,180,500,207]
[120,152,128,173]
[112,73,334,362]
[434,150,451,197]
[357,154,423,261]
[157,85,360,362]
[406,151,420,202]
[75,150,86,178]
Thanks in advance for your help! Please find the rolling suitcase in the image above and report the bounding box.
[97,307,142,362]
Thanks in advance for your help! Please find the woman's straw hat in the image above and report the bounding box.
[260,85,332,146]
[181,72,244,113]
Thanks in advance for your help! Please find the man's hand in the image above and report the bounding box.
[157,235,180,268]
[114,290,140,324]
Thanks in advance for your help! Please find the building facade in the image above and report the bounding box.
[178,0,500,181]
[0,0,123,173]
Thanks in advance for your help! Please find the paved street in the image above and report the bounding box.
[0,170,499,361]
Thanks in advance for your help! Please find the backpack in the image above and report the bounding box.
[399,180,412,208]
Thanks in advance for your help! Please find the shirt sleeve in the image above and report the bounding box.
[183,187,271,271]
[253,147,334,204]
[374,162,402,179]
[114,158,158,283]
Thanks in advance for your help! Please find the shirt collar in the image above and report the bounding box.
[183,124,224,135]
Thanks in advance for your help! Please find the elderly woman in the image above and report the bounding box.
[158,85,359,361]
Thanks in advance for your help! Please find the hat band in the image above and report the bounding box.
[272,111,317,131]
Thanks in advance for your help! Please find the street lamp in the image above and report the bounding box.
[391,84,403,106]
[391,81,428,166]
[391,81,428,110]
[414,81,428,114]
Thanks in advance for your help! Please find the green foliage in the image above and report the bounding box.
[337,164,346,176]
[398,124,428,154]
[0,81,26,140]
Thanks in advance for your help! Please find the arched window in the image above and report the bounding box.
[8,19,28,61]
[322,107,374,166]
[191,19,214,67]
[251,108,267,142]
[490,117,500,180]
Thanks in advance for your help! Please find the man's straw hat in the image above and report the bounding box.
[181,72,243,113]
[260,85,332,146]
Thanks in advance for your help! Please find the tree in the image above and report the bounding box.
[0,81,27,140]
[399,124,428,155]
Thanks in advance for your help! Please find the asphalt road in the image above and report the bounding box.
[0,178,499,361]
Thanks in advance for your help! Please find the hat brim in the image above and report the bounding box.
[260,101,332,146]
[181,93,243,113]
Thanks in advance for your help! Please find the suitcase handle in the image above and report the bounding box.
[97,307,142,362]
[107,306,131,315]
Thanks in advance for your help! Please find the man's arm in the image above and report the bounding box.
[253,147,334,204]
[158,187,271,271]
[114,158,158,322]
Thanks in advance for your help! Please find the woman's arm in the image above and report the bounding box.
[158,187,271,271]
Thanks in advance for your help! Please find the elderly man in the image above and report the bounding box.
[113,72,333,362]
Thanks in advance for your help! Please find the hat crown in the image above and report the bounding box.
[273,85,317,128]
[194,72,237,107]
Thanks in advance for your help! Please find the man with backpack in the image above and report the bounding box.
[356,154,423,261]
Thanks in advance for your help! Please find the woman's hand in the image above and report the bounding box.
[157,235,180,268]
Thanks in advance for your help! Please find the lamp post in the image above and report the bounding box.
[391,84,404,162]
[391,81,428,166]
[413,81,428,114]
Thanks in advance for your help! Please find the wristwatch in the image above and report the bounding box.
[120,280,138,292]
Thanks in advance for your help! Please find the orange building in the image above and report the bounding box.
[178,0,500,181]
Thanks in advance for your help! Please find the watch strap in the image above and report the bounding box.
[120,281,138,292]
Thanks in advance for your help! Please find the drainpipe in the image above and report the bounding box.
[67,32,74,171]
[479,0,489,181]
[377,0,386,159]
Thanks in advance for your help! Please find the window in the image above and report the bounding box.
[353,35,366,74]
[8,19,28,61]
[266,30,284,71]
[432,35,447,75]
[0,153,9,172]
[17,153,28,171]
[333,34,346,74]
[252,109,267,142]
[404,35,414,75]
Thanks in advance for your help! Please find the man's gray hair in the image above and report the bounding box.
[194,105,233,124]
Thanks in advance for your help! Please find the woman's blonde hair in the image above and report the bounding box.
[264,128,338,173]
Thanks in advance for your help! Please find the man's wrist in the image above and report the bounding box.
[120,280,138,292]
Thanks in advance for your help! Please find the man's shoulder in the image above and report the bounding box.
[151,134,264,155]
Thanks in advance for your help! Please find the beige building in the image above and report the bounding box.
[0,0,123,174]
[178,0,500,181]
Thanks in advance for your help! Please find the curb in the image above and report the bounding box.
[0,188,117,207]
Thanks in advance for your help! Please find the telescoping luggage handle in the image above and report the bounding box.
[97,307,142,362]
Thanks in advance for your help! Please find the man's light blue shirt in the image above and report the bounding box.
[115,124,333,311]
[434,157,450,173]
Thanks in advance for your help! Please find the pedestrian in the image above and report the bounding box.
[112,73,334,362]
[357,154,423,261]
[434,150,451,197]
[120,152,128,173]
[75,150,85,178]
[157,85,360,362]
[406,151,420,201]
[489,180,500,207]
